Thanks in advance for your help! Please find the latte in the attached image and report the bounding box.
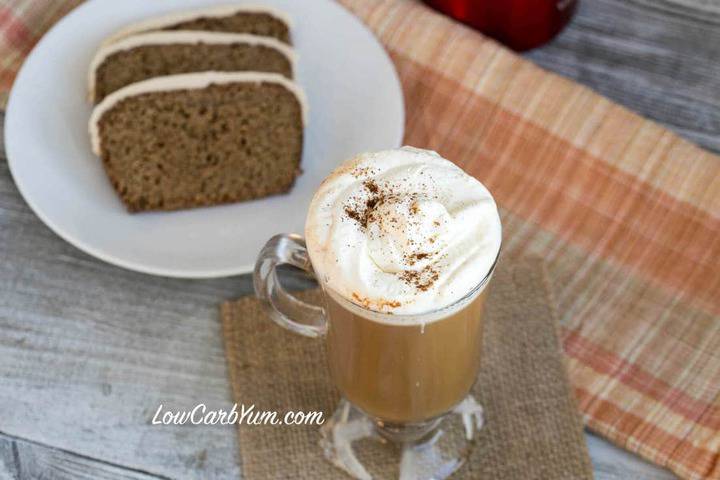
[304,147,501,422]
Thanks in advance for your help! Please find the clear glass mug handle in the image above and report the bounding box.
[253,234,327,338]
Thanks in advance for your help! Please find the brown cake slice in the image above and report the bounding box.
[89,71,306,213]
[88,31,296,102]
[103,5,292,45]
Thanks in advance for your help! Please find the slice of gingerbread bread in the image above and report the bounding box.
[89,72,306,212]
[88,31,296,102]
[104,5,291,45]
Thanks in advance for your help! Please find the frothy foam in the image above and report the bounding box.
[305,147,502,318]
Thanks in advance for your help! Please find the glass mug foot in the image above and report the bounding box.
[319,396,484,480]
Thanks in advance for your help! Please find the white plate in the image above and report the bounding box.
[6,0,404,278]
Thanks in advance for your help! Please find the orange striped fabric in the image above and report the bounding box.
[2,1,718,479]
[0,0,81,107]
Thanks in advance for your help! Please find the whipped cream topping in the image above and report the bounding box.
[305,147,502,317]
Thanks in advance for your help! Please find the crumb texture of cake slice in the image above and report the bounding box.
[89,32,296,102]
[104,5,292,45]
[89,72,306,213]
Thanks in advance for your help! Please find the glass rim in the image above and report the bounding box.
[324,242,502,319]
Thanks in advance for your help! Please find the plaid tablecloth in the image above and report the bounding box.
[2,1,719,479]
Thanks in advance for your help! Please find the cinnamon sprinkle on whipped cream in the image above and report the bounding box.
[305,147,502,316]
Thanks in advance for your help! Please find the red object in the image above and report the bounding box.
[423,0,577,51]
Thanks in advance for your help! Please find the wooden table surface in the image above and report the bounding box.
[2,0,719,478]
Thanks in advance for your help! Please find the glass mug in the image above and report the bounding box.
[254,233,499,479]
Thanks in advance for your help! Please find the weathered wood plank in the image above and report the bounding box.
[525,0,720,153]
[0,432,164,480]
[3,0,719,478]
[588,432,676,480]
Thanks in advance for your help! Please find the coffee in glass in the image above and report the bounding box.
[255,147,501,479]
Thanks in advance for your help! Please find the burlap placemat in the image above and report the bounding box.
[222,258,593,479]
